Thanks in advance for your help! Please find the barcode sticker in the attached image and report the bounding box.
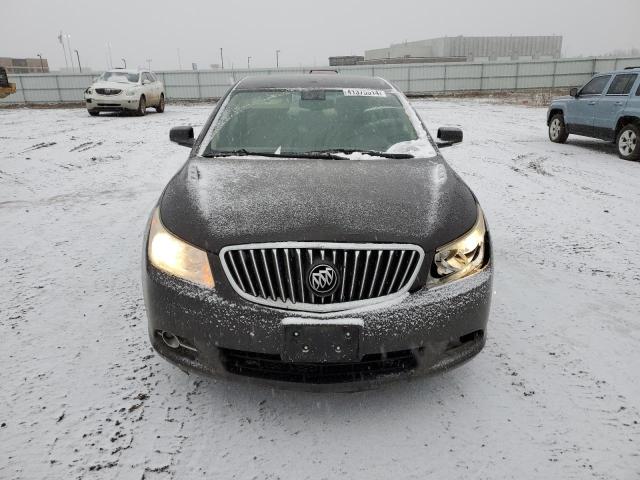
[342,88,387,97]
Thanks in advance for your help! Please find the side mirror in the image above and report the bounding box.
[437,127,463,147]
[570,87,579,97]
[170,126,195,148]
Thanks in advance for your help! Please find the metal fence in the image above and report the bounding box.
[2,56,640,104]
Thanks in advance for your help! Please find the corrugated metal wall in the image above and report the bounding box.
[2,56,639,104]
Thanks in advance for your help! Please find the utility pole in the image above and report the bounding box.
[121,58,127,68]
[146,59,152,70]
[75,50,82,72]
[65,34,74,72]
[220,48,224,69]
[177,48,182,70]
[58,31,69,70]
[247,56,251,69]
[37,54,44,72]
[276,50,280,68]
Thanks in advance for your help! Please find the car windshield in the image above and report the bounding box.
[200,89,421,156]
[98,71,139,83]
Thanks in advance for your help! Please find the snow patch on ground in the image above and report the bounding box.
[1,101,639,479]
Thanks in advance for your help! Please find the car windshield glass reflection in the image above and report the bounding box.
[202,89,419,156]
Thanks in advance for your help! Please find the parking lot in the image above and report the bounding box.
[1,100,639,479]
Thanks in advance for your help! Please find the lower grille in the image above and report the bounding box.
[95,88,122,95]
[220,242,424,312]
[220,348,419,384]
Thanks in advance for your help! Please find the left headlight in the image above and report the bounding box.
[85,87,92,94]
[428,205,489,285]
[147,208,215,288]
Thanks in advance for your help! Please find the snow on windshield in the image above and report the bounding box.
[199,87,438,159]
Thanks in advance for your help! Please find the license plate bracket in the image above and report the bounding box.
[281,318,362,363]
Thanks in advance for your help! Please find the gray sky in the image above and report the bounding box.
[3,0,638,71]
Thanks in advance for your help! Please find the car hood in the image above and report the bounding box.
[91,81,137,90]
[159,156,478,254]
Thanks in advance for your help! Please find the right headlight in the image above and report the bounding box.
[428,205,489,285]
[147,208,215,288]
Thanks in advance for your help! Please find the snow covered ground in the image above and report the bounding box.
[1,100,639,480]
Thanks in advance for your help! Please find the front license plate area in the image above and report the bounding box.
[282,319,361,363]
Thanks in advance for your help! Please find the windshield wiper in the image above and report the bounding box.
[202,149,349,160]
[303,149,414,159]
[202,149,289,158]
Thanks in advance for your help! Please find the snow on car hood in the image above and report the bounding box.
[159,155,478,254]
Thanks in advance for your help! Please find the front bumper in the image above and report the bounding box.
[85,94,139,111]
[143,250,493,390]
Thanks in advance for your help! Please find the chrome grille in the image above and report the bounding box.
[219,242,424,312]
[95,88,122,95]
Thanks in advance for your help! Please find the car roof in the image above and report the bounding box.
[597,67,640,75]
[236,74,392,90]
[104,69,147,74]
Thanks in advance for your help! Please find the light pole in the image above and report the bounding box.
[177,48,182,70]
[65,34,74,72]
[58,31,69,70]
[121,58,127,68]
[276,50,280,69]
[37,54,44,72]
[220,48,224,69]
[106,42,113,69]
[247,56,251,69]
[74,50,82,72]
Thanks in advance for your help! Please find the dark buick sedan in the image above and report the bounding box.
[142,74,492,389]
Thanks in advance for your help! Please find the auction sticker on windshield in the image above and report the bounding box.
[343,88,387,97]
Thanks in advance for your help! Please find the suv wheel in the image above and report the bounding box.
[155,94,165,113]
[617,124,639,161]
[549,114,569,143]
[136,96,146,116]
[88,110,99,117]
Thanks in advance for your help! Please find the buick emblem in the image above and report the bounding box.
[307,262,340,296]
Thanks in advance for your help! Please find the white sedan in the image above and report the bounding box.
[84,69,165,116]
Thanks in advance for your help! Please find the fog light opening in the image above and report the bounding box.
[459,330,484,345]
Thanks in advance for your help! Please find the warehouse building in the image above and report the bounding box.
[0,57,50,73]
[328,56,365,66]
[365,35,563,62]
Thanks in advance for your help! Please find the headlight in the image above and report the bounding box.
[428,205,488,285]
[147,208,215,288]
[126,89,136,96]
[85,87,92,94]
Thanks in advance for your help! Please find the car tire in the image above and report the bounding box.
[88,110,99,117]
[616,123,640,161]
[136,96,146,116]
[155,94,165,113]
[548,114,569,143]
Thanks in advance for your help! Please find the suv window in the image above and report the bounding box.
[148,73,157,82]
[607,74,638,95]
[580,75,612,95]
